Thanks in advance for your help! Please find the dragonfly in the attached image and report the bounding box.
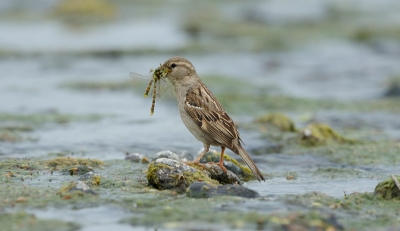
[129,64,171,116]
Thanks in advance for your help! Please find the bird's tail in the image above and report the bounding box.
[238,146,265,182]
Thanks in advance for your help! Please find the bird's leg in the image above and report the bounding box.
[186,144,209,166]
[216,146,228,174]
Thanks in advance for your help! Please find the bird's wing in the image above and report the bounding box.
[184,83,241,149]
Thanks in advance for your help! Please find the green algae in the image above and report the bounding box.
[0,212,80,231]
[122,195,343,230]
[284,191,400,230]
[299,123,358,146]
[44,157,103,170]
[181,6,400,52]
[374,176,400,200]
[0,158,40,176]
[51,0,117,26]
[287,139,400,166]
[255,113,297,132]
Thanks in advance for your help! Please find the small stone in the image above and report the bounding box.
[64,164,93,176]
[78,171,101,186]
[125,152,143,163]
[153,150,180,161]
[73,181,94,193]
[125,152,149,164]
[58,181,97,196]
[187,182,260,198]
[77,171,95,181]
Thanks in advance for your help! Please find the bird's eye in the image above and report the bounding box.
[171,63,177,68]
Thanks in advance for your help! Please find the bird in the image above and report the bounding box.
[159,56,265,182]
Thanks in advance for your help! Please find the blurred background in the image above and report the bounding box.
[1,0,400,157]
[1,1,400,230]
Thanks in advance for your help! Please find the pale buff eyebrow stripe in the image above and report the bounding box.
[173,62,195,71]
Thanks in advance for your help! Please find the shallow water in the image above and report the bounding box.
[32,206,135,231]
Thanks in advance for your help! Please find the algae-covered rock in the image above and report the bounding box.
[300,123,357,146]
[255,113,296,132]
[147,158,243,191]
[187,182,260,198]
[374,176,400,200]
[147,158,218,191]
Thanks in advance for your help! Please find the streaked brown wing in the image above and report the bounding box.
[184,84,240,149]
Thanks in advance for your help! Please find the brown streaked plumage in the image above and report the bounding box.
[160,56,265,182]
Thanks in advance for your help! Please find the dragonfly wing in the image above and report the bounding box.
[129,72,151,79]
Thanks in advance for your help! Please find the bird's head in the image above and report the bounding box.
[158,56,197,86]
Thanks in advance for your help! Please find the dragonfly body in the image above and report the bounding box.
[129,64,170,116]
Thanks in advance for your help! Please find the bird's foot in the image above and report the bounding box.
[216,161,228,174]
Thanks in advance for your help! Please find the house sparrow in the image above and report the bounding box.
[159,57,265,182]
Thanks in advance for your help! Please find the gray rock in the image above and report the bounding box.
[125,152,149,164]
[201,163,241,185]
[77,171,95,181]
[199,150,244,176]
[221,161,242,175]
[178,150,194,162]
[187,182,260,198]
[153,150,180,161]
